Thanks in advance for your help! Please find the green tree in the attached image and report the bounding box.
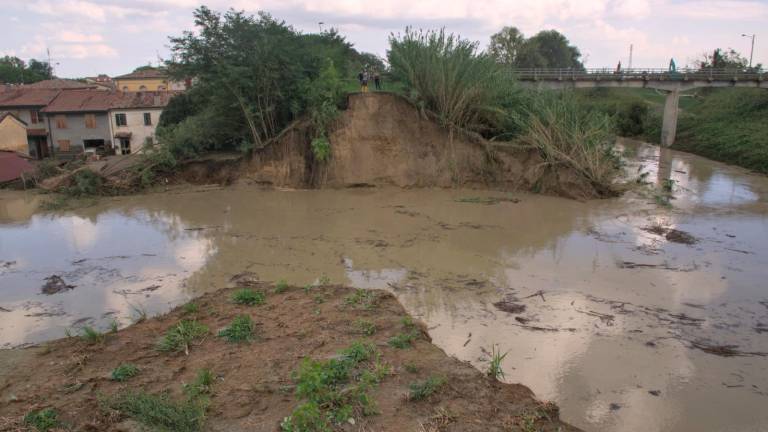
[0,56,52,84]
[487,28,584,69]
[488,26,525,65]
[698,48,761,71]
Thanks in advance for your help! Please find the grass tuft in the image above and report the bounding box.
[156,320,209,355]
[105,390,207,432]
[388,331,418,349]
[487,345,508,380]
[354,319,377,336]
[408,375,446,401]
[217,315,255,343]
[23,408,60,431]
[80,326,104,344]
[274,279,289,294]
[232,288,266,306]
[182,302,199,315]
[343,289,377,309]
[111,363,140,382]
[184,369,214,399]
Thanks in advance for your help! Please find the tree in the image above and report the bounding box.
[0,56,52,84]
[488,26,525,65]
[698,48,761,71]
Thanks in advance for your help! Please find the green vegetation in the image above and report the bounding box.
[343,289,377,309]
[408,375,446,401]
[274,279,289,293]
[23,408,61,431]
[232,288,266,306]
[105,390,208,432]
[388,331,418,349]
[488,27,584,69]
[111,363,140,382]
[0,56,52,84]
[182,302,200,315]
[218,314,255,343]
[79,326,104,344]
[156,320,209,355]
[487,345,508,380]
[109,319,119,333]
[404,362,419,373]
[281,341,384,431]
[354,319,377,336]
[183,369,215,398]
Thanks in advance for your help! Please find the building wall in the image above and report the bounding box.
[48,112,111,153]
[0,116,28,155]
[1,108,47,129]
[115,78,168,92]
[108,108,162,153]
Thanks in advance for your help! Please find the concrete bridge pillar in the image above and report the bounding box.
[660,88,680,147]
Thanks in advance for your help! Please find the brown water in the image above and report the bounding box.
[1,142,767,431]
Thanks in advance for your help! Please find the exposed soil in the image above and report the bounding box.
[0,283,579,432]
[175,93,604,199]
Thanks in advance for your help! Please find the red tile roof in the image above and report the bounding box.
[21,79,96,90]
[114,69,168,80]
[41,89,118,113]
[0,89,61,108]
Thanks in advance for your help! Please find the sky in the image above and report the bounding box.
[0,0,766,78]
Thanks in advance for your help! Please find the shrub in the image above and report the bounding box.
[408,375,446,401]
[105,390,207,432]
[111,363,140,382]
[157,320,209,355]
[23,408,60,431]
[218,315,255,343]
[184,369,214,398]
[274,280,289,294]
[232,288,266,306]
[388,331,418,349]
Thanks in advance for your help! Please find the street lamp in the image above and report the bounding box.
[741,33,755,68]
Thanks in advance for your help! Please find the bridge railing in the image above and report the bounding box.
[510,68,767,82]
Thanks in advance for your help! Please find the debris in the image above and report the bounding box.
[609,403,621,411]
[648,390,661,396]
[688,341,767,357]
[522,290,546,302]
[493,300,526,314]
[0,306,11,312]
[514,317,531,324]
[41,275,75,295]
[454,196,520,205]
[642,225,697,245]
[575,309,615,325]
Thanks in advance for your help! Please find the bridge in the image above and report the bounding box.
[513,68,768,146]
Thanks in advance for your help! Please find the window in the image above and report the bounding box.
[143,112,152,126]
[58,140,71,152]
[30,110,41,124]
[55,115,67,129]
[84,114,97,129]
[115,113,127,126]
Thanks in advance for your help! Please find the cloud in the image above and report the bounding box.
[58,31,104,43]
[29,0,160,22]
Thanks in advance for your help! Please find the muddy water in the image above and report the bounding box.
[2,142,768,431]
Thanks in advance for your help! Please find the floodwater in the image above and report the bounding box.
[1,141,767,432]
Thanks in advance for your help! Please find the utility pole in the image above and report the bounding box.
[628,44,633,70]
[742,33,755,68]
[47,48,54,78]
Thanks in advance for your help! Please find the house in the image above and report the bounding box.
[0,112,29,155]
[85,74,115,90]
[41,89,117,157]
[109,91,177,154]
[20,79,97,90]
[114,68,187,92]
[0,89,61,159]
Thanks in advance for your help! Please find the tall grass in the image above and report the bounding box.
[388,28,518,135]
[516,91,619,193]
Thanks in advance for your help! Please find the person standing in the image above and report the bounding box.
[373,70,382,90]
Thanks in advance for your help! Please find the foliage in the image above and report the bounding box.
[515,91,619,193]
[305,59,344,162]
[184,369,215,398]
[105,390,207,432]
[80,326,104,344]
[156,320,209,354]
[62,170,105,197]
[343,289,377,309]
[218,314,255,342]
[354,319,377,336]
[388,331,418,349]
[281,341,382,430]
[408,376,445,401]
[696,48,761,71]
[182,302,199,315]
[311,137,331,162]
[487,345,508,380]
[111,363,140,382]
[274,279,289,293]
[488,28,584,69]
[23,408,60,432]
[232,288,266,306]
[388,27,520,136]
[0,56,52,84]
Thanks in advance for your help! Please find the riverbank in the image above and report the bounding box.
[0,283,578,432]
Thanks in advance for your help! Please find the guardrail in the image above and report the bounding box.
[510,68,767,82]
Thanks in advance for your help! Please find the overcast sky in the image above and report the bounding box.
[1,0,766,78]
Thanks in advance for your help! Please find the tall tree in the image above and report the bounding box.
[487,28,584,70]
[0,56,52,84]
[488,26,525,65]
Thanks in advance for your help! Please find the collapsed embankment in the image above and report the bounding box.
[0,282,579,432]
[179,92,606,200]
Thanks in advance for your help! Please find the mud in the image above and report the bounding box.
[0,284,577,432]
[2,140,768,431]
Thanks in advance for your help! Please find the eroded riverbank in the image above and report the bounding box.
[1,141,768,431]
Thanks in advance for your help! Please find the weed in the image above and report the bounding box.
[303,284,312,294]
[318,275,331,286]
[130,303,148,323]
[218,315,254,343]
[408,375,446,401]
[184,369,214,398]
[388,331,418,349]
[487,345,508,380]
[311,137,332,162]
[313,294,325,304]
[401,316,415,329]
[80,326,104,344]
[111,363,140,382]
[404,362,419,373]
[109,319,119,333]
[274,279,289,294]
[23,408,60,431]
[232,288,265,306]
[661,178,676,193]
[182,302,199,315]
[157,320,209,355]
[354,319,377,336]
[344,289,377,309]
[105,390,207,432]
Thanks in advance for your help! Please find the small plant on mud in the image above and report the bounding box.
[23,408,61,431]
[344,289,377,309]
[157,320,209,355]
[487,345,508,381]
[274,279,289,294]
[182,302,199,315]
[311,137,331,162]
[105,390,208,432]
[80,326,104,344]
[232,288,266,306]
[662,178,676,193]
[184,369,215,398]
[111,363,140,382]
[355,319,377,336]
[281,341,384,431]
[408,375,446,401]
[218,315,255,343]
[404,362,419,373]
[388,331,418,349]
[401,316,415,330]
[514,401,560,431]
[130,303,148,323]
[318,275,331,286]
[313,294,325,304]
[109,319,119,333]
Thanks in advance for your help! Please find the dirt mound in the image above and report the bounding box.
[0,284,578,432]
[176,92,602,199]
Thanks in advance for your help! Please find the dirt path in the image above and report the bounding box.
[0,283,578,432]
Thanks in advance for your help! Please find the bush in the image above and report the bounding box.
[156,320,209,354]
[23,408,60,431]
[105,390,207,432]
[232,288,266,306]
[111,363,140,382]
[218,315,255,343]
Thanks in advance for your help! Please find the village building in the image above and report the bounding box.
[109,91,177,154]
[0,89,61,158]
[114,68,187,92]
[0,112,29,155]
[41,90,117,158]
